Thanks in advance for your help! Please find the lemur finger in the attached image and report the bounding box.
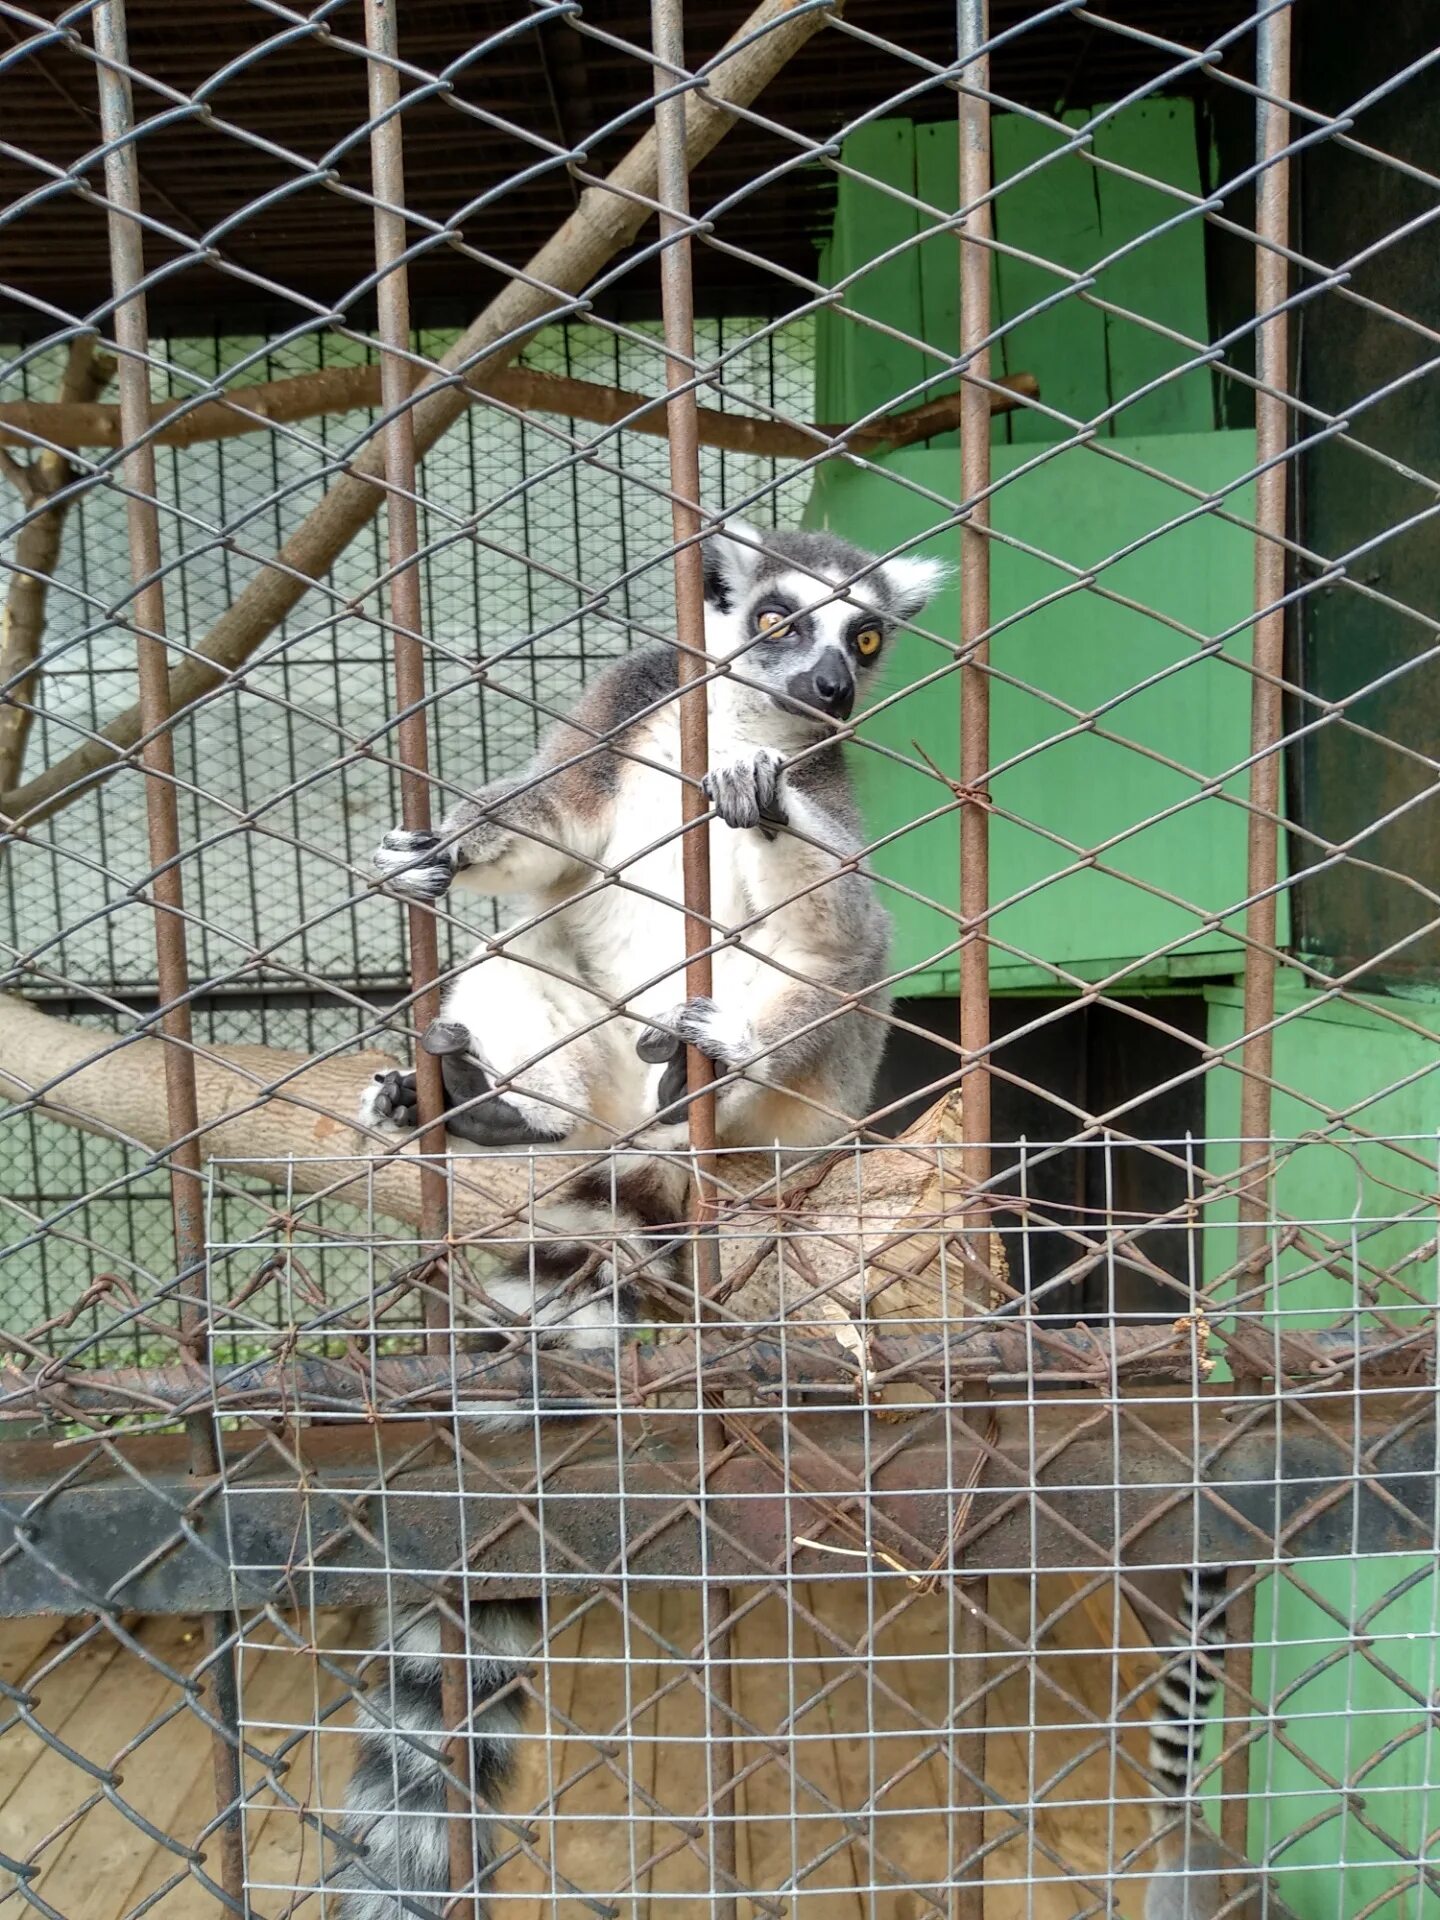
[375,1069,418,1128]
[676,995,752,1068]
[419,1019,473,1057]
[703,764,759,831]
[438,1047,496,1110]
[635,1011,684,1063]
[640,997,736,1069]
[753,750,784,817]
[654,1050,689,1119]
[379,827,439,854]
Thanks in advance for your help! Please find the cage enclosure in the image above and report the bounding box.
[1,2,1438,1917]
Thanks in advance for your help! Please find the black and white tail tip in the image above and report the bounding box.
[1149,1567,1229,1809]
[331,1602,535,1919]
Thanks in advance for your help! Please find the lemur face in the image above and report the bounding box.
[701,522,947,735]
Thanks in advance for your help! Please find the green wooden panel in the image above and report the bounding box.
[991,110,1110,443]
[818,104,1209,443]
[1203,982,1440,1316]
[806,433,1277,996]
[816,120,927,424]
[1090,101,1215,435]
[814,233,840,423]
[912,123,1006,451]
[1203,985,1440,1919]
[1249,1557,1439,1920]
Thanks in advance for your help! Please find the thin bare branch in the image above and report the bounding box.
[0,338,115,794]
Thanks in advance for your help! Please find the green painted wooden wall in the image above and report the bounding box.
[1204,984,1440,1920]
[807,438,1270,997]
[806,110,1437,1917]
[808,103,1285,997]
[816,103,1216,440]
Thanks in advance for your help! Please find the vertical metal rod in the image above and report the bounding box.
[362,5,473,1912]
[652,4,736,1914]
[1229,0,1293,1866]
[652,0,718,1193]
[955,3,992,1915]
[91,2,244,1904]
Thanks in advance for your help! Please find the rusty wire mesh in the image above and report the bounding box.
[1,0,1438,1916]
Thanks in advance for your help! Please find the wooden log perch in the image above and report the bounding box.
[0,0,836,833]
[0,362,1039,458]
[0,1322,1213,1422]
[0,994,1421,1393]
[0,991,1003,1346]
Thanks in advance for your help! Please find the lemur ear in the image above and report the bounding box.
[701,518,767,613]
[882,551,951,622]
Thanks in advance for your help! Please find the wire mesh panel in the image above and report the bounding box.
[1,1,1438,1917]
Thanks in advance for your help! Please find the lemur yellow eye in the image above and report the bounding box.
[855,626,882,658]
[756,607,787,635]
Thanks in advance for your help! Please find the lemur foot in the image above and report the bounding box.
[422,1020,570,1148]
[703,750,786,836]
[373,827,454,901]
[358,1066,419,1133]
[357,1024,569,1147]
[637,998,755,1117]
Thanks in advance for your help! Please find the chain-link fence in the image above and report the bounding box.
[1,0,1437,1915]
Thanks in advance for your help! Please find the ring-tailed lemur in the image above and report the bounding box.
[334,523,945,1917]
[356,520,941,1164]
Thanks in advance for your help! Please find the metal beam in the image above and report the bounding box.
[1,1402,1432,1618]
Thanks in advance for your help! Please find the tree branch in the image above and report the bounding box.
[0,361,1039,456]
[0,0,837,834]
[0,339,115,793]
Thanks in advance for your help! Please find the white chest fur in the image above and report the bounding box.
[563,699,761,1018]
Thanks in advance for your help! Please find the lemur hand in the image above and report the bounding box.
[702,749,786,835]
[373,827,454,901]
[637,997,755,1117]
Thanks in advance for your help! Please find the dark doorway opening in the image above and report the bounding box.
[871,994,1210,1318]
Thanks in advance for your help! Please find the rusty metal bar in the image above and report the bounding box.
[361,6,476,1914]
[954,3,995,1914]
[652,0,719,1194]
[362,0,448,1245]
[3,1402,1432,1618]
[90,4,245,1905]
[1227,0,1295,1865]
[7,1316,1429,1420]
[652,3,737,1910]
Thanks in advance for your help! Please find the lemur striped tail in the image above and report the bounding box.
[334,1159,688,1917]
[333,1601,535,1918]
[1148,1567,1230,1812]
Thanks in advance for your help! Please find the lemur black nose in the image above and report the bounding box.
[813,668,854,718]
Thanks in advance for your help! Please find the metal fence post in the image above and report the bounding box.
[653,4,739,1911]
[92,0,244,1904]
[1227,0,1295,1870]
[362,5,478,1914]
[955,2,993,1913]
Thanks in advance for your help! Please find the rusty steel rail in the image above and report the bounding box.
[954,7,995,1914]
[2,1403,1433,1620]
[9,1317,1433,1419]
[361,7,479,1909]
[1226,0,1296,1863]
[91,3,245,1903]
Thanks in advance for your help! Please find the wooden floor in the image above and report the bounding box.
[1,1577,1160,1919]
